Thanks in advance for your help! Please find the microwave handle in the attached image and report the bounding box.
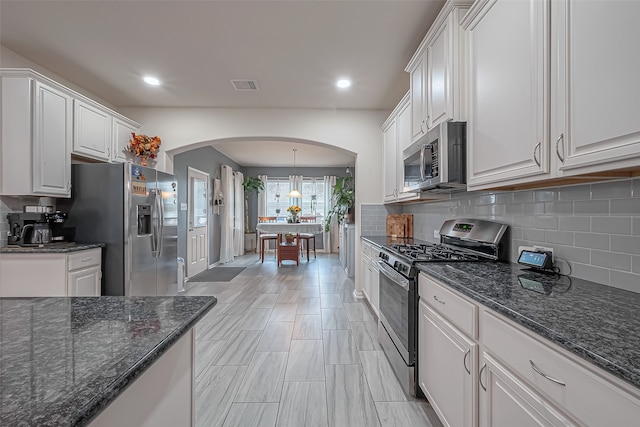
[421,144,433,180]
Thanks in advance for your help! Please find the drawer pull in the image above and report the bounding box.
[433,295,445,305]
[529,360,566,386]
[463,349,471,375]
[81,258,92,262]
[479,363,487,391]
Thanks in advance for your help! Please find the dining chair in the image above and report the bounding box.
[298,216,317,261]
[258,216,278,263]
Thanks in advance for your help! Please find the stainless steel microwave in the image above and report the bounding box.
[402,121,467,193]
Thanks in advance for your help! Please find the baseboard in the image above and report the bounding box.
[353,289,365,299]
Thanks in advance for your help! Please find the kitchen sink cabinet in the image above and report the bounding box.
[73,98,112,161]
[1,69,73,197]
[463,0,640,191]
[406,0,471,142]
[0,248,102,297]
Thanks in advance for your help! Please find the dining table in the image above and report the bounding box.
[256,222,324,234]
[256,222,324,265]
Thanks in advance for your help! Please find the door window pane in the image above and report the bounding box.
[191,177,207,227]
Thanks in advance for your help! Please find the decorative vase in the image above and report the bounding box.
[135,155,148,166]
[291,213,299,223]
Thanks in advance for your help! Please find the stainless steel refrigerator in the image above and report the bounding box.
[69,163,178,296]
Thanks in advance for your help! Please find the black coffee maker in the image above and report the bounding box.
[7,211,68,246]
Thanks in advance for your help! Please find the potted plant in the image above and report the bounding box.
[242,177,265,233]
[324,176,355,232]
[284,232,295,244]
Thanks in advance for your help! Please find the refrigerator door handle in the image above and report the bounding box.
[150,189,159,256]
[157,190,165,257]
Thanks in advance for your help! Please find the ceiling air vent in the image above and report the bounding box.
[231,79,260,91]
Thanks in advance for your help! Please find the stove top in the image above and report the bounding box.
[386,243,481,262]
[378,219,509,279]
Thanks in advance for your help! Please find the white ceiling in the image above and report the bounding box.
[0,0,446,166]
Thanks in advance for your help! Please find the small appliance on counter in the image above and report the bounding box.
[6,211,69,246]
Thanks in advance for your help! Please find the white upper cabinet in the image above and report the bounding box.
[1,70,73,197]
[463,0,550,189]
[382,92,415,203]
[112,115,141,163]
[552,0,640,176]
[383,116,398,201]
[33,80,73,196]
[409,55,427,141]
[464,0,640,190]
[406,0,471,143]
[74,98,112,161]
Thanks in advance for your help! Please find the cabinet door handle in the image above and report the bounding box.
[463,349,471,375]
[433,295,445,305]
[479,363,487,391]
[533,142,541,167]
[555,134,565,162]
[529,360,566,386]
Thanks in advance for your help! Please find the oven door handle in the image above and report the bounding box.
[377,260,410,290]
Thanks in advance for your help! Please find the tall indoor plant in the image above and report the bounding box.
[242,176,265,233]
[324,176,355,232]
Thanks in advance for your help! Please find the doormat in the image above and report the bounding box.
[189,267,246,282]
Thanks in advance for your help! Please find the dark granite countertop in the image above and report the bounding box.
[416,262,640,390]
[0,295,217,426]
[0,242,105,253]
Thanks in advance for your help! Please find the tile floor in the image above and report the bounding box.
[184,252,442,427]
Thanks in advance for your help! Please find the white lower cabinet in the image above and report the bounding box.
[418,272,640,427]
[0,248,102,297]
[419,300,477,427]
[360,239,380,315]
[479,351,575,427]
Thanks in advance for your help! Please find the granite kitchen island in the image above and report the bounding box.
[0,295,217,426]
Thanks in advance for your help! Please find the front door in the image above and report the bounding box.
[187,167,209,278]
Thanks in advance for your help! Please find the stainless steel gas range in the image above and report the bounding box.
[377,218,509,397]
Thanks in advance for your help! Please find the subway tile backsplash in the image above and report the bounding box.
[362,177,640,293]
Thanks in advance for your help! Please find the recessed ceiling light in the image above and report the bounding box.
[143,76,161,86]
[336,79,351,89]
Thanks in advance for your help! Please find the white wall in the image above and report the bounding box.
[121,106,388,293]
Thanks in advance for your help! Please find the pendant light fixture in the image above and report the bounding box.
[287,148,302,199]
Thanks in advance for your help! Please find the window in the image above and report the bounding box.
[265,178,325,220]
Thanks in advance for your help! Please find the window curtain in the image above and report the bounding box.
[257,174,267,217]
[220,165,235,263]
[288,175,303,207]
[233,171,244,256]
[324,175,337,252]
